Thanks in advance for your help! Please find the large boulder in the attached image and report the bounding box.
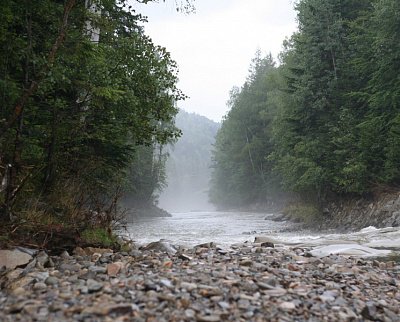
[0,249,33,270]
[141,240,178,255]
[254,236,277,244]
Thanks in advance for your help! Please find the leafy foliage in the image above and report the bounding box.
[210,52,283,208]
[0,0,184,227]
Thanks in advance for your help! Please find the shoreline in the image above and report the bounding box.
[1,240,399,321]
[222,193,400,234]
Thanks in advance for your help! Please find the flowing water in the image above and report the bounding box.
[126,211,400,258]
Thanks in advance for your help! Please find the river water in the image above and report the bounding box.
[126,211,400,259]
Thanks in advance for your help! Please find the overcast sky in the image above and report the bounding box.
[132,0,298,122]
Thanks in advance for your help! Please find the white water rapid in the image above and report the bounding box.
[126,211,400,259]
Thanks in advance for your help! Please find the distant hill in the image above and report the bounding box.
[158,110,220,212]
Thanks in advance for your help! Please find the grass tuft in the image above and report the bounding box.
[80,227,117,248]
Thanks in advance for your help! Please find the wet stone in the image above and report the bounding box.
[88,265,107,274]
[83,303,136,316]
[185,309,196,318]
[160,279,173,288]
[107,262,124,276]
[35,251,50,268]
[59,263,81,273]
[60,251,71,259]
[239,259,253,266]
[237,299,250,309]
[196,314,221,322]
[218,301,231,310]
[33,282,47,291]
[0,250,32,270]
[11,287,25,296]
[181,282,198,291]
[86,279,103,292]
[8,276,34,290]
[361,302,378,320]
[261,287,288,297]
[0,240,399,322]
[279,301,296,311]
[260,242,275,248]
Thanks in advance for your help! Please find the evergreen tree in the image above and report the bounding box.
[211,0,400,211]
[210,53,281,208]
[273,0,372,198]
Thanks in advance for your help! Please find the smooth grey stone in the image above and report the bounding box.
[86,279,103,292]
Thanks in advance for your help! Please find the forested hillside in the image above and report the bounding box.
[0,0,185,246]
[210,0,400,212]
[159,110,219,212]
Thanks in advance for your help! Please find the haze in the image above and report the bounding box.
[132,0,298,122]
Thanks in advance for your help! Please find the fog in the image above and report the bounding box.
[157,110,219,213]
[158,173,215,213]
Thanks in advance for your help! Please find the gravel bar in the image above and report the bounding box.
[0,241,399,321]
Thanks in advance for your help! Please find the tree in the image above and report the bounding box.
[210,52,282,208]
[272,0,372,198]
[0,0,184,227]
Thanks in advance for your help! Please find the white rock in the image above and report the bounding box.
[279,301,296,310]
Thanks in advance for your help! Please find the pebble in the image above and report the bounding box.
[86,279,103,292]
[106,262,123,276]
[196,314,221,322]
[279,301,296,311]
[88,266,107,274]
[32,282,47,291]
[44,276,58,286]
[0,241,399,321]
[180,282,198,291]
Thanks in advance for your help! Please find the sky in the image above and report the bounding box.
[131,0,298,122]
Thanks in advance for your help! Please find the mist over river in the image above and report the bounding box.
[126,211,400,259]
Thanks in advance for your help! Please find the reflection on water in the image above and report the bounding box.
[126,211,400,258]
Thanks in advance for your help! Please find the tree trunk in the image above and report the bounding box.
[43,105,57,192]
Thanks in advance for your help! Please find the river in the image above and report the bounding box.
[126,211,400,259]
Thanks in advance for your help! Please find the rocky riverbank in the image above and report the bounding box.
[1,240,399,321]
[239,191,400,233]
[320,192,400,231]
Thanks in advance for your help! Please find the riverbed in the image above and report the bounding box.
[126,211,400,258]
[1,211,399,321]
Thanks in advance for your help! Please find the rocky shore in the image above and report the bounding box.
[320,192,400,231]
[0,240,399,321]
[239,191,400,233]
